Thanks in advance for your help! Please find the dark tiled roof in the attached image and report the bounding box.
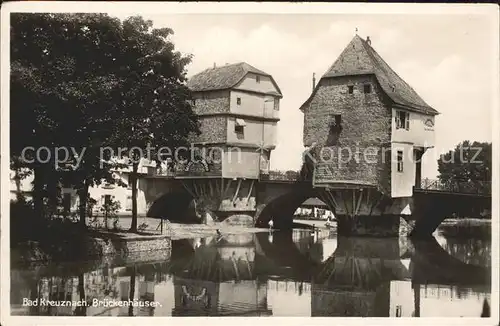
[187,62,282,96]
[301,35,439,115]
[301,197,328,207]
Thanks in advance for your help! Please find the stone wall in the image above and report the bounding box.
[190,116,227,144]
[88,235,171,258]
[303,75,392,195]
[13,235,172,264]
[192,90,230,115]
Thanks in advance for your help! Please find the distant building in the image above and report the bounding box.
[293,198,334,219]
[301,35,438,198]
[10,162,152,217]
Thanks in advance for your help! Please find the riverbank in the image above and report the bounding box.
[11,220,268,264]
[438,218,491,239]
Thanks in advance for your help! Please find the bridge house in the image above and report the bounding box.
[10,36,490,236]
[297,35,441,236]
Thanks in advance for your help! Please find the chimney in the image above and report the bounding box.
[366,36,371,46]
[213,62,216,69]
[312,73,316,91]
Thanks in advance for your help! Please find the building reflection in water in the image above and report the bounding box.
[10,228,491,317]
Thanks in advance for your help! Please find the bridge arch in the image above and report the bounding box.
[254,187,318,229]
[147,191,198,223]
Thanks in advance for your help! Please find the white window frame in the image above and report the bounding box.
[395,110,410,130]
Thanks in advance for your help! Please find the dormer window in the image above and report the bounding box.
[363,84,372,94]
[348,85,354,94]
[396,110,410,130]
[256,75,261,83]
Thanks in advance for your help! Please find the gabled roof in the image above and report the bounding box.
[300,35,439,115]
[187,62,282,97]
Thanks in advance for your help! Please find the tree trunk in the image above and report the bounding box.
[130,162,138,233]
[78,180,90,228]
[32,165,44,219]
[128,267,136,316]
[75,274,87,316]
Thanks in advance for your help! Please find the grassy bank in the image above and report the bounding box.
[438,218,491,239]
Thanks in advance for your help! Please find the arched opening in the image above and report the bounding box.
[254,191,333,230]
[147,192,197,224]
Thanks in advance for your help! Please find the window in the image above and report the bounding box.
[397,151,404,172]
[363,84,372,93]
[237,97,241,105]
[235,125,244,136]
[396,110,410,130]
[126,196,132,211]
[191,99,196,106]
[101,194,111,206]
[348,85,354,94]
[329,114,342,130]
[235,118,246,138]
[327,114,342,145]
[334,114,341,127]
[256,75,261,83]
[395,305,402,317]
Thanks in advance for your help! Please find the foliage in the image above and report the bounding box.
[10,199,89,260]
[437,141,492,193]
[98,197,121,230]
[10,13,200,232]
[104,16,200,232]
[11,13,127,223]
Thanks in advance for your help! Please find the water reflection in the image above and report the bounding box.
[11,229,491,317]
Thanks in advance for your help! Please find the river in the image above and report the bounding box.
[10,227,491,317]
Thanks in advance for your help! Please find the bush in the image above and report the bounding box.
[10,198,90,261]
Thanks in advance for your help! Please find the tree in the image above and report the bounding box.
[11,13,126,224]
[437,141,492,193]
[107,16,200,232]
[11,14,200,232]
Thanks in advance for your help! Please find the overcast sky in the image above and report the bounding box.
[109,12,496,178]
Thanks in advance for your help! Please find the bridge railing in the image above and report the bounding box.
[260,170,301,181]
[417,178,491,195]
[145,166,176,178]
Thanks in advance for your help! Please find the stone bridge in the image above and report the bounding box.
[140,172,491,238]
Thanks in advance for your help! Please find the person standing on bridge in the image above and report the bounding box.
[268,219,274,232]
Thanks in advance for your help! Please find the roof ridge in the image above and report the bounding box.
[359,38,430,107]
[300,35,438,115]
[187,62,281,95]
